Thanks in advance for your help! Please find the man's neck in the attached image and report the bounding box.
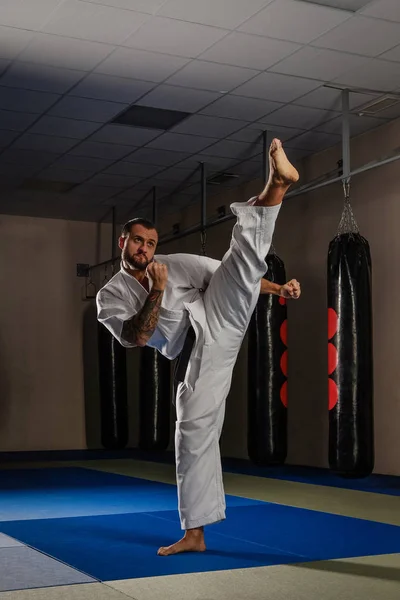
[122,261,147,282]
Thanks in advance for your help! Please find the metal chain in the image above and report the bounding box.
[337,178,359,236]
[200,229,207,256]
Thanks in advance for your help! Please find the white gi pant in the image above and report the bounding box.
[175,200,281,530]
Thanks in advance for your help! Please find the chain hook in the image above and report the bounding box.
[342,177,351,202]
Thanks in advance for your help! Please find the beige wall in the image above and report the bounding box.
[0,117,399,476]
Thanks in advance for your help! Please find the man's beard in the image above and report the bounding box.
[122,249,150,271]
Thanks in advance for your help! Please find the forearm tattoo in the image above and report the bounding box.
[122,289,164,345]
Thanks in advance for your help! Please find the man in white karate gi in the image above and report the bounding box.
[97,139,301,555]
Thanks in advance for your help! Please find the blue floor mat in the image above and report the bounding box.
[221,461,400,497]
[0,467,262,521]
[1,503,399,580]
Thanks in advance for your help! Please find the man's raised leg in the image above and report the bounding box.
[157,140,298,557]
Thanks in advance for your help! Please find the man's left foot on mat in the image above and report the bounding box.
[157,528,206,556]
[269,138,299,187]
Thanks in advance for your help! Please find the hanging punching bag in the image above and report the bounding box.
[327,195,374,478]
[138,347,171,452]
[97,322,129,449]
[248,249,288,466]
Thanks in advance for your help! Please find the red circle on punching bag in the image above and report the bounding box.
[280,381,288,407]
[328,342,338,375]
[280,350,288,376]
[280,319,288,346]
[328,308,338,340]
[328,378,338,410]
[279,296,286,306]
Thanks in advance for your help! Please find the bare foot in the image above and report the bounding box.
[269,138,299,186]
[157,528,206,556]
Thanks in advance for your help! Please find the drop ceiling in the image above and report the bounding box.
[0,0,399,223]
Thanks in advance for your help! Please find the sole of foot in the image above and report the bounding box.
[269,138,299,186]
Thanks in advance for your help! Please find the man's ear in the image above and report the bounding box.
[118,236,125,250]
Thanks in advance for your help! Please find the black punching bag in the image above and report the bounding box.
[97,323,128,449]
[327,232,374,478]
[138,347,171,452]
[248,250,288,466]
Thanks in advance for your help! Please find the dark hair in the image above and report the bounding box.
[121,217,157,238]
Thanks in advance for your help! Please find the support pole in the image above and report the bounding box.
[152,186,157,226]
[201,162,207,230]
[262,130,270,186]
[342,89,351,181]
[111,206,116,273]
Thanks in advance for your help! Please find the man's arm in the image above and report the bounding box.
[260,278,301,299]
[121,260,168,347]
[121,287,163,347]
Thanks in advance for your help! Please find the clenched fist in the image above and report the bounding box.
[279,279,301,299]
[147,260,168,291]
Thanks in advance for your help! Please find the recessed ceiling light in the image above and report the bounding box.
[298,0,374,11]
[112,105,190,130]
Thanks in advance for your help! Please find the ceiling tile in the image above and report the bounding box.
[80,0,167,14]
[292,86,376,111]
[0,87,60,113]
[243,122,305,141]
[361,0,400,22]
[0,59,9,76]
[232,72,321,102]
[72,183,126,199]
[0,129,19,148]
[43,0,150,44]
[0,26,33,59]
[0,62,85,94]
[166,61,259,92]
[316,113,387,135]
[18,33,115,71]
[11,134,78,153]
[198,139,260,159]
[334,58,400,91]
[89,124,162,146]
[124,16,228,58]
[70,74,155,103]
[39,166,93,183]
[88,173,142,188]
[0,148,56,168]
[158,0,273,30]
[0,162,39,177]
[178,154,237,171]
[95,47,189,82]
[153,166,198,183]
[286,131,340,151]
[171,115,248,138]
[379,45,400,62]
[52,155,114,172]
[138,85,221,113]
[29,116,101,139]
[49,97,128,123]
[260,104,337,129]
[0,0,63,29]
[124,148,190,167]
[0,110,38,132]
[104,162,162,177]
[270,47,369,80]
[312,15,400,57]
[200,95,283,121]
[69,140,133,159]
[199,32,300,70]
[239,0,351,44]
[148,132,217,153]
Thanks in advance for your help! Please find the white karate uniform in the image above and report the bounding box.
[97,198,280,530]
